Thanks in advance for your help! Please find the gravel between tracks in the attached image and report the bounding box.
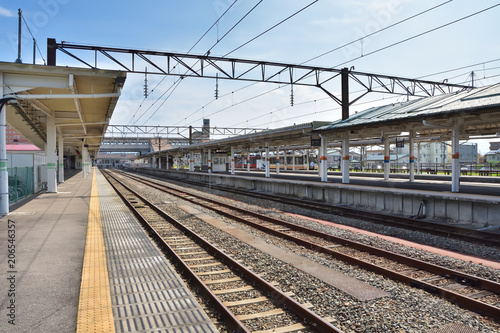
[121,173,500,333]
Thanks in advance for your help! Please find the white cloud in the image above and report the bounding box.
[0,7,14,17]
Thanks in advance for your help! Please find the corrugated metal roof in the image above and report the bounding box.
[317,83,500,131]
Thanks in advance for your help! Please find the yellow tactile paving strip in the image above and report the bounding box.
[76,168,115,333]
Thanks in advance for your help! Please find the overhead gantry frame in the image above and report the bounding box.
[47,39,470,120]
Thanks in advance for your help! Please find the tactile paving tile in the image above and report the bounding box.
[96,171,218,333]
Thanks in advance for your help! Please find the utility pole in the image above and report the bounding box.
[15,9,22,63]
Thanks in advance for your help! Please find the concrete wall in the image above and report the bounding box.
[126,167,499,227]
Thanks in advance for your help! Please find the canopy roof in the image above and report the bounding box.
[1,62,126,157]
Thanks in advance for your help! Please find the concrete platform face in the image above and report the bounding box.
[96,170,218,333]
[0,169,90,333]
[128,168,500,226]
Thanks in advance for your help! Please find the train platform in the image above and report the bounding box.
[0,168,218,333]
[128,166,500,226]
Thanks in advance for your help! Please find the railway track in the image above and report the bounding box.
[111,169,500,321]
[173,174,500,248]
[101,169,343,333]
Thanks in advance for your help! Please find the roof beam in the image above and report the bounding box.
[48,40,470,109]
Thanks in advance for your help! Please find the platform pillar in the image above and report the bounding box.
[176,153,180,170]
[284,149,288,171]
[384,135,390,181]
[306,149,311,170]
[46,115,57,192]
[451,121,461,193]
[320,136,328,182]
[292,150,296,170]
[275,146,280,175]
[208,150,212,173]
[409,130,415,182]
[231,146,235,175]
[82,143,90,178]
[158,153,162,169]
[341,133,350,184]
[189,152,194,171]
[246,150,250,172]
[265,145,270,178]
[166,153,169,170]
[417,142,422,174]
[0,73,9,215]
[58,131,64,183]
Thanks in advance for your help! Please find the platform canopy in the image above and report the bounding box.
[153,121,331,155]
[314,83,500,141]
[0,62,126,157]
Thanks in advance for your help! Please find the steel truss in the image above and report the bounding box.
[48,39,471,120]
[105,124,265,140]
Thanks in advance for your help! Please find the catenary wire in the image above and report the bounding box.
[300,0,453,65]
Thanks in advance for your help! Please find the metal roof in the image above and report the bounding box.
[315,83,500,140]
[1,62,126,157]
[154,121,331,154]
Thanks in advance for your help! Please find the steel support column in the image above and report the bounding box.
[189,151,194,172]
[231,146,235,175]
[58,131,64,183]
[341,67,349,120]
[208,150,212,173]
[342,133,350,184]
[292,149,296,171]
[265,144,270,178]
[451,120,461,192]
[409,130,415,182]
[246,150,250,172]
[275,146,280,175]
[0,74,9,215]
[47,115,57,191]
[384,135,390,181]
[320,136,328,182]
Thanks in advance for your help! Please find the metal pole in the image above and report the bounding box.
[384,135,390,181]
[265,144,270,178]
[231,146,235,175]
[15,9,22,63]
[275,146,280,175]
[342,133,350,184]
[0,85,14,215]
[451,121,460,192]
[33,38,36,64]
[341,67,349,120]
[320,136,328,182]
[409,130,415,182]
[58,131,64,183]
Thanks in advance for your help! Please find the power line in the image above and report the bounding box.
[183,1,457,127]
[21,14,46,64]
[206,0,263,55]
[334,3,500,68]
[137,0,264,125]
[222,0,319,57]
[301,0,453,65]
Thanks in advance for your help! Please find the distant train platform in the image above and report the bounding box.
[127,166,500,226]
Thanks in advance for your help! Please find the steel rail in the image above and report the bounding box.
[102,169,344,333]
[117,170,500,321]
[156,174,500,248]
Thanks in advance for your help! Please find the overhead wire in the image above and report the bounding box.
[21,14,46,64]
[181,1,463,127]
[188,3,500,128]
[140,0,266,126]
[333,3,500,68]
[179,0,321,126]
[128,1,240,125]
[300,0,453,65]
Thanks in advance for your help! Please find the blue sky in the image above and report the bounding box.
[1,0,500,152]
